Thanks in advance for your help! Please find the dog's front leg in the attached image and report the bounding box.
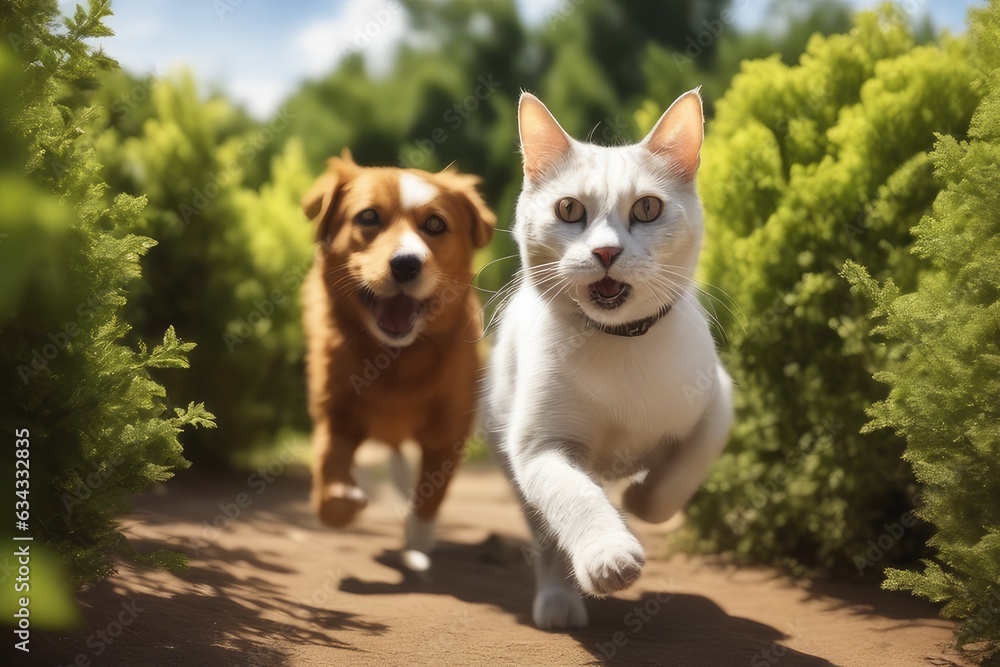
[400,443,464,571]
[311,421,366,528]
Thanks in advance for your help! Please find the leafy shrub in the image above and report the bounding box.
[844,1,1000,660]
[0,0,212,587]
[678,8,979,573]
[94,74,314,464]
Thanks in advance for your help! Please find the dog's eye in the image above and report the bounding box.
[423,215,446,235]
[630,196,663,223]
[554,197,585,223]
[355,209,380,227]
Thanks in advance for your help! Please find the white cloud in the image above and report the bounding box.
[294,0,408,78]
[229,77,292,119]
[514,0,564,26]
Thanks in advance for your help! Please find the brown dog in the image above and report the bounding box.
[301,149,494,569]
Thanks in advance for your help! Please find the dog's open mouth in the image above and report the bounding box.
[589,277,631,310]
[360,289,424,338]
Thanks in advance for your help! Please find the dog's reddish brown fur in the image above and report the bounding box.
[302,149,494,529]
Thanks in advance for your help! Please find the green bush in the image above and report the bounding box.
[844,1,1000,660]
[93,74,314,464]
[678,8,979,573]
[0,0,212,587]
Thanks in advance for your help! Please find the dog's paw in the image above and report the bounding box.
[401,514,436,572]
[404,514,437,553]
[572,532,645,597]
[402,549,432,572]
[533,587,588,630]
[314,483,367,527]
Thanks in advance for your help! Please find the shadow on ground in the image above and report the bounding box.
[22,470,387,667]
[339,539,835,666]
[24,542,387,666]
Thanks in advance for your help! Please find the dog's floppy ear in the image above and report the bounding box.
[437,171,496,249]
[302,148,357,243]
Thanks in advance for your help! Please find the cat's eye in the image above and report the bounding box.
[630,196,663,223]
[355,208,380,227]
[554,197,586,223]
[423,215,447,235]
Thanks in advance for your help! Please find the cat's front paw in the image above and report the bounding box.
[572,532,645,597]
[533,587,588,630]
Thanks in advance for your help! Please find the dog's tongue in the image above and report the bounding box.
[593,277,625,299]
[376,294,420,334]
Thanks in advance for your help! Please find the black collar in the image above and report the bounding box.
[581,302,673,337]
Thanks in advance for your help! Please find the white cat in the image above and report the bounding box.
[484,89,733,630]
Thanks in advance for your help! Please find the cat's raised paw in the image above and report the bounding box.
[572,533,645,597]
[533,587,588,630]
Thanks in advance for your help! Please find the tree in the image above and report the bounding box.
[0,0,212,594]
[844,1,1000,660]
[678,7,979,573]
[93,71,314,463]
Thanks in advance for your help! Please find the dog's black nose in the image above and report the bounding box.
[390,254,422,283]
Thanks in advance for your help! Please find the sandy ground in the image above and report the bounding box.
[21,447,969,667]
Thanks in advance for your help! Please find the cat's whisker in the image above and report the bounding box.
[646,274,719,338]
[652,266,747,335]
[523,277,571,339]
[471,253,521,286]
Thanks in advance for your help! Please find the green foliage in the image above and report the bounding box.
[845,1,1000,660]
[276,0,857,296]
[680,7,979,574]
[79,0,855,465]
[0,0,211,590]
[93,72,314,464]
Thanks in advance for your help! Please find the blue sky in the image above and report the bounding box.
[90,0,983,119]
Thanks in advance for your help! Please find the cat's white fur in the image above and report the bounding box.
[484,89,733,630]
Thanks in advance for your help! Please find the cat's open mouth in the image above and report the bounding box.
[359,287,424,338]
[589,277,631,310]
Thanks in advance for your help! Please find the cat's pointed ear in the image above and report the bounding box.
[642,87,704,182]
[518,92,572,181]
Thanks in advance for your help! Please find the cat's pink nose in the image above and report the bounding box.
[592,246,622,268]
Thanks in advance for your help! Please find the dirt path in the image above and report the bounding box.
[25,449,968,667]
